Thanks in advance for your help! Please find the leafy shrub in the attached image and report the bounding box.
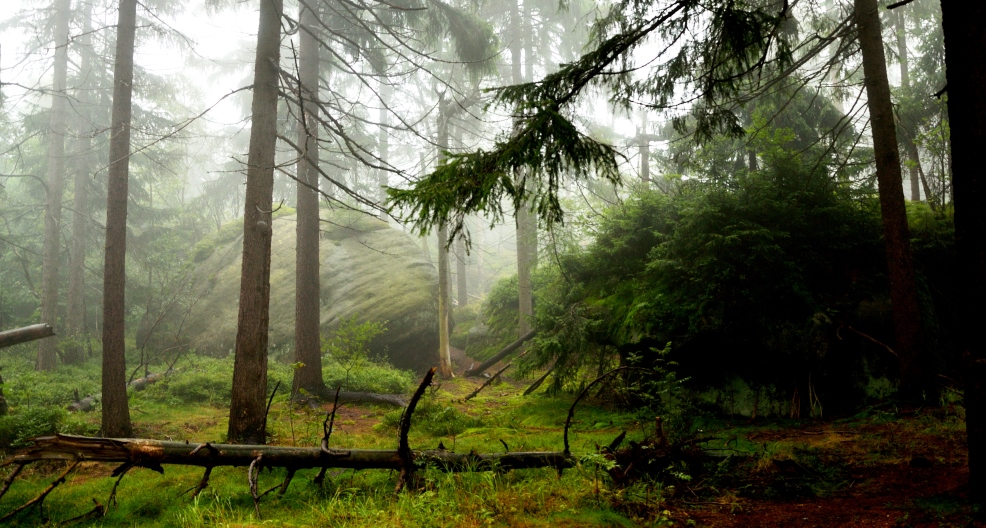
[322,317,388,392]
[0,407,65,449]
[0,358,101,408]
[322,360,414,395]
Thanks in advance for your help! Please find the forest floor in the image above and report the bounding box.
[0,349,979,527]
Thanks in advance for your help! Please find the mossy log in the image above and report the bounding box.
[0,324,54,349]
[1,434,573,473]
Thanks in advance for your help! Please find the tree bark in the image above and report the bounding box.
[228,0,284,445]
[37,0,71,372]
[101,0,138,438]
[939,0,986,504]
[64,0,96,364]
[853,0,928,399]
[292,0,324,399]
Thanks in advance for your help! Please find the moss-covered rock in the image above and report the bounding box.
[181,210,439,371]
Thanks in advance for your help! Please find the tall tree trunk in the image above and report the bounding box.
[101,0,138,438]
[228,0,283,444]
[37,0,72,372]
[437,223,453,378]
[639,110,651,186]
[893,9,922,202]
[451,118,468,308]
[377,72,391,212]
[512,0,536,339]
[291,0,324,399]
[65,0,95,363]
[854,0,928,399]
[939,0,986,504]
[436,102,453,379]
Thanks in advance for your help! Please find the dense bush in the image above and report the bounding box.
[481,145,956,412]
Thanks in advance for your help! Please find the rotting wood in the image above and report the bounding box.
[67,394,97,413]
[0,324,55,350]
[464,329,536,377]
[128,371,168,391]
[0,434,573,474]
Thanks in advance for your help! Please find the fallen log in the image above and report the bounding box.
[318,389,406,408]
[66,395,97,413]
[0,324,54,350]
[128,371,167,391]
[1,434,573,474]
[464,329,536,377]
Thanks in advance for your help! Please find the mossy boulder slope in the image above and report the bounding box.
[182,210,438,371]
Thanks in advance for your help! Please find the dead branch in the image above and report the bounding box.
[465,363,511,401]
[564,367,657,455]
[396,367,436,493]
[0,459,79,523]
[523,362,556,396]
[464,330,537,377]
[0,463,23,501]
[321,387,342,455]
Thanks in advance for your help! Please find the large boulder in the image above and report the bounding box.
[182,210,439,371]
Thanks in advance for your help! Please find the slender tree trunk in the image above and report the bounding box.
[292,0,324,399]
[228,0,283,444]
[377,72,392,212]
[854,0,928,399]
[65,0,95,362]
[451,120,468,308]
[893,9,921,202]
[512,0,536,339]
[37,0,72,372]
[436,102,453,379]
[939,0,986,504]
[102,0,138,438]
[455,238,467,308]
[437,223,453,378]
[639,110,651,186]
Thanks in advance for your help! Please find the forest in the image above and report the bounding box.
[0,0,984,525]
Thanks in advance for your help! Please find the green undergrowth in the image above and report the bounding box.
[0,353,971,526]
[0,368,673,527]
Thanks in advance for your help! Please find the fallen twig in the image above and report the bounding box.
[0,459,79,523]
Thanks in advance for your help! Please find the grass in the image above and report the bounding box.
[0,349,977,527]
[0,356,666,527]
